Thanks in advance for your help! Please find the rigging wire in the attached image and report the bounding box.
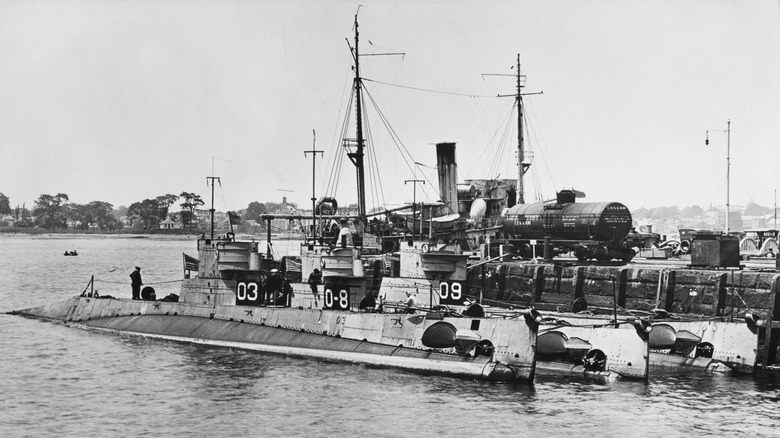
[363,87,441,202]
[325,85,355,200]
[487,101,515,181]
[361,101,387,211]
[324,66,357,199]
[525,99,559,198]
[322,73,557,211]
[363,78,494,98]
[368,128,387,210]
[463,99,514,180]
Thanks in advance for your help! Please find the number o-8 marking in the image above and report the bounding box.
[237,282,259,301]
[324,288,349,310]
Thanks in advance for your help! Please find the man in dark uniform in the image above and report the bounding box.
[130,266,142,300]
[280,277,294,306]
[307,268,322,307]
[266,269,283,305]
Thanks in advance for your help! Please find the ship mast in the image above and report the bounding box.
[342,13,403,218]
[486,54,539,205]
[347,14,367,218]
[515,55,527,204]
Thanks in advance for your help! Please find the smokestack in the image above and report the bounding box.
[435,142,458,214]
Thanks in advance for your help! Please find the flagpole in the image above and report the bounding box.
[726,120,730,234]
[705,120,731,234]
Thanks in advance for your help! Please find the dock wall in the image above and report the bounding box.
[468,263,780,321]
[468,262,780,370]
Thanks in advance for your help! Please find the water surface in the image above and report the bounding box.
[1,235,777,437]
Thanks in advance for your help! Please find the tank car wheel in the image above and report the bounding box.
[519,244,533,259]
[594,245,611,262]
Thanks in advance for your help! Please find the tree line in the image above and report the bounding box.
[0,192,300,232]
[0,191,206,231]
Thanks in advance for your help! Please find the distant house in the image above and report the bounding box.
[268,196,302,231]
[1,215,14,227]
[160,217,183,230]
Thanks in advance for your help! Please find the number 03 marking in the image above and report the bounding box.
[439,282,462,300]
[237,282,259,300]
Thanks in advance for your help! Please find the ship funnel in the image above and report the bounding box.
[436,142,458,214]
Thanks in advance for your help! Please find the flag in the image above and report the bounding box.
[228,211,242,225]
[183,253,199,272]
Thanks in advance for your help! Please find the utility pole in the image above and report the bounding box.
[304,129,324,242]
[405,179,425,242]
[206,176,220,239]
[706,120,731,233]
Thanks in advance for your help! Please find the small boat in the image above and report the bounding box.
[63,250,78,256]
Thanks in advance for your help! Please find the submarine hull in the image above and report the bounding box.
[13,296,537,383]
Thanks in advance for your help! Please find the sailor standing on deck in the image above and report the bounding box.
[266,269,283,305]
[130,267,142,300]
[337,218,353,247]
[307,268,322,307]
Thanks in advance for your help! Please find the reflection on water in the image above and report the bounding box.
[1,235,779,436]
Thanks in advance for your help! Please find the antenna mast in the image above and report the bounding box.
[305,130,324,242]
[206,176,220,239]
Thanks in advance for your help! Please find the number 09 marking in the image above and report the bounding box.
[439,282,462,300]
[324,288,349,309]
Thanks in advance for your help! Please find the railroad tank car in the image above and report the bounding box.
[500,190,634,261]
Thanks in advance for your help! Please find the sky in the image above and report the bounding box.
[1,0,778,214]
